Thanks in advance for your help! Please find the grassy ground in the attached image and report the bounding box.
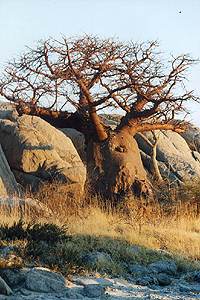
[0,181,200,276]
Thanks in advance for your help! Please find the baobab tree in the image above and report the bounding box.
[0,36,198,199]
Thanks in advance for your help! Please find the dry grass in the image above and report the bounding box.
[62,205,200,261]
[1,181,200,267]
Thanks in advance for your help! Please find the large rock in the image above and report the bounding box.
[0,268,29,288]
[136,131,200,182]
[0,144,19,197]
[0,102,18,122]
[181,123,200,152]
[0,276,13,295]
[83,284,105,298]
[25,267,67,293]
[12,170,43,193]
[60,128,86,161]
[149,260,177,275]
[81,251,113,271]
[0,267,68,295]
[0,115,86,192]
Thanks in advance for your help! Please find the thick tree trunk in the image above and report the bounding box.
[16,102,151,200]
[87,129,151,200]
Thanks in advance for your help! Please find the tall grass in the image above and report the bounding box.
[0,180,200,263]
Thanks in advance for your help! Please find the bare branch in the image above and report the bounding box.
[0,35,198,140]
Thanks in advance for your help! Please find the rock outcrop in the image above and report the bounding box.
[135,130,200,182]
[0,114,86,193]
[0,276,13,295]
[1,103,200,189]
[181,122,200,152]
[0,144,19,196]
[0,264,200,299]
[0,102,18,122]
[60,128,86,161]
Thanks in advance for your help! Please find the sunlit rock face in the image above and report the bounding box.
[0,144,19,197]
[0,114,86,194]
[136,130,200,182]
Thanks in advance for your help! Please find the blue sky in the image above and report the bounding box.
[0,0,199,124]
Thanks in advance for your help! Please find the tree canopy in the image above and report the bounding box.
[0,35,198,140]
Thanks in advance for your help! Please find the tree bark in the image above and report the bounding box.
[87,129,151,200]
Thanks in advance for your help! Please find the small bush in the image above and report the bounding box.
[0,221,27,240]
[0,222,69,243]
[27,223,68,243]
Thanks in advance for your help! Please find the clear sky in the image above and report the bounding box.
[0,0,199,124]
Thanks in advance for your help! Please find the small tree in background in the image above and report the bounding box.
[0,36,198,199]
